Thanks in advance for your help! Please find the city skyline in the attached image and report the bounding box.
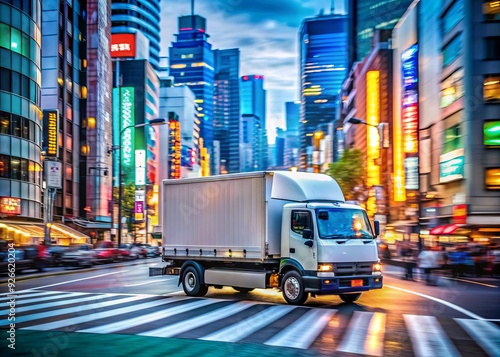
[160,0,347,143]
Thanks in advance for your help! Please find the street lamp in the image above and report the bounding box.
[348,117,376,127]
[117,118,166,246]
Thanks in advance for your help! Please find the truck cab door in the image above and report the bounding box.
[289,210,317,272]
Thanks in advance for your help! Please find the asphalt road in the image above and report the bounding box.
[1,259,499,356]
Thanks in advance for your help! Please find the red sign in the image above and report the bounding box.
[0,197,21,215]
[110,34,136,58]
[452,204,467,224]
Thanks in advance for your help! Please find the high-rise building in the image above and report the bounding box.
[275,128,286,167]
[169,14,215,173]
[111,0,162,71]
[299,14,348,170]
[41,0,89,224]
[284,101,301,168]
[240,75,267,171]
[0,0,43,229]
[348,0,413,68]
[214,49,240,174]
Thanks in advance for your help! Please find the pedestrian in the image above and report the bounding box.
[417,246,439,285]
[402,243,416,281]
[35,240,47,272]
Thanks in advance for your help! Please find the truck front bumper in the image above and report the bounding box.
[303,274,383,294]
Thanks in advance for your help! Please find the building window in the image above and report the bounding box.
[11,157,21,180]
[20,158,28,181]
[485,37,500,60]
[442,33,462,68]
[484,120,500,147]
[0,111,10,134]
[485,168,500,189]
[443,124,461,154]
[441,68,464,107]
[484,75,500,102]
[483,1,500,21]
[0,155,10,178]
[441,0,464,35]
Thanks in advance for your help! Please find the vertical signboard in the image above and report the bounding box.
[120,87,135,175]
[366,71,380,217]
[168,115,181,179]
[135,149,146,185]
[45,161,62,189]
[401,44,419,192]
[43,110,59,158]
[134,190,145,222]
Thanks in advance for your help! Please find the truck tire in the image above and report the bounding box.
[282,271,308,305]
[182,266,208,297]
[339,293,361,303]
[232,287,254,293]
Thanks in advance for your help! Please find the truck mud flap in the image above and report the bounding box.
[149,267,168,277]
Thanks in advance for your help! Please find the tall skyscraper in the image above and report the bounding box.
[0,0,43,221]
[214,48,240,174]
[285,101,300,135]
[348,0,413,68]
[299,14,348,170]
[111,0,162,71]
[169,14,215,173]
[240,75,267,171]
[285,101,301,167]
[41,0,89,222]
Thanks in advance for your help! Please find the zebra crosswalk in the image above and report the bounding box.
[1,289,498,357]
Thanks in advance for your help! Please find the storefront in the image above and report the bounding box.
[0,221,90,246]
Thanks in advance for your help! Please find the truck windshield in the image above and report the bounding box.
[315,208,374,240]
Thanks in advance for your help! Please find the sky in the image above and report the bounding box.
[159,0,347,143]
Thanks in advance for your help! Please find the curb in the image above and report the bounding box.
[0,258,159,284]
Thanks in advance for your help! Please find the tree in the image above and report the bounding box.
[324,148,366,201]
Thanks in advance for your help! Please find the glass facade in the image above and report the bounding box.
[0,0,43,219]
[299,14,348,170]
[214,49,240,174]
[169,15,215,172]
[111,0,161,71]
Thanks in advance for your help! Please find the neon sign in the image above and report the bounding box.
[121,87,135,169]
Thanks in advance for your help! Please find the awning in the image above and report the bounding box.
[429,224,470,236]
[0,221,90,241]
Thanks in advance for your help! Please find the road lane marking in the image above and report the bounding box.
[0,290,62,300]
[31,271,129,289]
[1,294,147,326]
[79,298,218,334]
[265,308,337,349]
[336,311,386,356]
[440,277,498,288]
[404,315,459,357]
[455,318,500,357]
[24,298,175,331]
[0,292,90,314]
[124,277,176,287]
[385,284,486,320]
[199,305,297,342]
[140,301,253,338]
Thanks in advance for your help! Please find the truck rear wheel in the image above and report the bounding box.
[182,266,208,297]
[339,293,361,303]
[282,271,308,305]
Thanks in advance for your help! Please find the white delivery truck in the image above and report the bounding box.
[159,171,382,305]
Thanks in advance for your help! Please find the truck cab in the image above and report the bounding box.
[279,202,382,304]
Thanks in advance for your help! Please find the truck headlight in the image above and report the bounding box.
[318,263,333,272]
[373,263,382,272]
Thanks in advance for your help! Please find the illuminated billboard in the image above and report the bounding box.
[110,34,136,58]
[440,148,465,183]
[43,110,59,158]
[484,121,500,147]
[169,117,181,179]
[401,44,419,191]
[120,87,135,170]
[0,197,21,215]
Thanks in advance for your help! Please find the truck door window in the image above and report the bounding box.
[291,211,312,236]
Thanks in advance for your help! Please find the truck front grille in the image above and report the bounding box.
[334,262,373,276]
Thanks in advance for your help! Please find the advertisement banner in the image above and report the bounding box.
[43,110,59,158]
[0,197,21,215]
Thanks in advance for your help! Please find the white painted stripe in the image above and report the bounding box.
[0,292,91,314]
[0,290,63,301]
[1,295,147,326]
[9,294,114,314]
[336,311,386,356]
[24,298,176,331]
[31,271,128,289]
[200,305,296,342]
[264,308,337,349]
[78,299,218,334]
[386,284,486,320]
[455,318,500,357]
[139,301,252,338]
[441,277,498,288]
[404,315,460,357]
[124,279,167,287]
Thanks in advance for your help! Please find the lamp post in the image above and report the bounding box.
[117,118,166,246]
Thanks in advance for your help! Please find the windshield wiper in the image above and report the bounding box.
[338,234,374,244]
[321,234,346,239]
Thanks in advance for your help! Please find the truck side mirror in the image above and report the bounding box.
[374,221,380,237]
[302,228,312,239]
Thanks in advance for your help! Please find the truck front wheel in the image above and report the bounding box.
[182,266,208,297]
[282,271,308,305]
[339,293,361,303]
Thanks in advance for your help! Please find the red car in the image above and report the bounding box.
[93,241,121,263]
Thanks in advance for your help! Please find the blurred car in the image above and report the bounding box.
[45,245,69,266]
[93,241,121,263]
[118,244,139,260]
[61,244,95,268]
[131,243,148,258]
[0,244,45,273]
[145,245,161,258]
